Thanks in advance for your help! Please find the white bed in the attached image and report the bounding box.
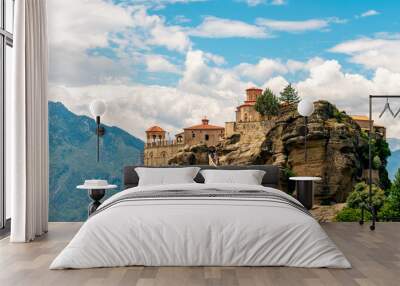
[50,183,351,269]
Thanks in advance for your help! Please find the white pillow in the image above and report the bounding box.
[135,167,200,186]
[200,169,265,185]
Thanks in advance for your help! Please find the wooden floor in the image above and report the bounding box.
[0,222,399,286]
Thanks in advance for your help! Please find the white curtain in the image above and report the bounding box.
[9,0,49,242]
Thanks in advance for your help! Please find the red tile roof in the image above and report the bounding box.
[184,118,224,130]
[236,102,256,110]
[246,87,263,91]
[146,126,165,132]
[184,123,224,130]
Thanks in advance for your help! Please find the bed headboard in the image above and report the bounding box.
[123,165,281,189]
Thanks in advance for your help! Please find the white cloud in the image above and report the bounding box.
[286,57,325,73]
[263,76,288,94]
[235,58,288,83]
[131,7,192,52]
[178,50,247,100]
[144,55,181,74]
[48,0,134,52]
[256,17,345,33]
[190,16,268,38]
[358,10,380,18]
[329,34,400,72]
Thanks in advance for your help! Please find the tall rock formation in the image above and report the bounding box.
[169,101,368,202]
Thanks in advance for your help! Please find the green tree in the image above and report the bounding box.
[279,84,300,105]
[379,168,400,219]
[346,182,385,211]
[254,88,280,119]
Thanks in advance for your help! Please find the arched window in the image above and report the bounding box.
[205,134,209,141]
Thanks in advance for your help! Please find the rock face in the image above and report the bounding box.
[169,101,368,202]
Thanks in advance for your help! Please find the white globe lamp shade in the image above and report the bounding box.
[90,100,106,117]
[297,99,314,117]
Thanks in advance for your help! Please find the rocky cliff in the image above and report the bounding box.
[169,101,368,203]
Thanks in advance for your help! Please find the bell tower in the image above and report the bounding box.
[145,126,166,143]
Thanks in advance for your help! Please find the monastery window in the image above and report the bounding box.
[192,132,196,138]
[205,134,209,141]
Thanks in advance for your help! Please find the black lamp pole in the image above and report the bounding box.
[96,116,100,162]
[304,116,308,162]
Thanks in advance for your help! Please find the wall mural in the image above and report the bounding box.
[48,0,400,221]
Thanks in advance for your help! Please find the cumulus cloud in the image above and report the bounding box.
[235,58,288,83]
[144,55,181,74]
[190,16,268,38]
[48,0,134,52]
[178,50,248,101]
[263,76,289,94]
[131,7,192,52]
[329,34,400,72]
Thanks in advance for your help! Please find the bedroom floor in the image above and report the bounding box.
[0,223,399,286]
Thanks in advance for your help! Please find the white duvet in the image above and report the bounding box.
[50,183,351,269]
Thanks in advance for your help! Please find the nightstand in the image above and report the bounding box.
[289,176,321,210]
[77,181,117,216]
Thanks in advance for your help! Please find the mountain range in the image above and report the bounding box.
[49,101,144,221]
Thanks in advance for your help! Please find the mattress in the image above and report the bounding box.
[50,183,351,269]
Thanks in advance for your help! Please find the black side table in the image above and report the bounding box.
[289,177,321,210]
[77,183,117,216]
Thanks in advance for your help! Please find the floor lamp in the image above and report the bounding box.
[90,100,106,162]
[360,95,400,231]
[297,99,315,162]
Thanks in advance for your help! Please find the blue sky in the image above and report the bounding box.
[127,0,397,84]
[47,0,400,139]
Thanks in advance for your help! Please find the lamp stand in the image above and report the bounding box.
[95,116,105,162]
[361,94,400,231]
[96,116,100,162]
[304,116,308,162]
